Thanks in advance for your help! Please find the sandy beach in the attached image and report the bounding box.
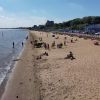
[1,31,100,100]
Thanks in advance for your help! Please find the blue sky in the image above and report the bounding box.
[0,0,100,28]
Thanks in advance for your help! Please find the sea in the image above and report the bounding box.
[0,29,28,85]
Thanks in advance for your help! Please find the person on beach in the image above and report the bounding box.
[26,36,28,40]
[39,37,42,41]
[65,51,75,60]
[13,42,15,48]
[51,41,56,48]
[44,43,47,49]
[30,41,33,44]
[71,39,73,43]
[22,42,24,47]
[57,43,63,48]
[64,37,67,40]
[47,44,50,50]
[64,41,66,46]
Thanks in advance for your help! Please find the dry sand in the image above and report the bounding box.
[1,31,100,100]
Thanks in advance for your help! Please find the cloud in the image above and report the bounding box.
[0,14,47,28]
[0,5,62,28]
[0,6,48,28]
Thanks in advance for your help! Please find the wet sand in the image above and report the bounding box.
[1,31,100,100]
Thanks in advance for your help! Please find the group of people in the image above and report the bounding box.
[51,41,66,49]
[33,33,76,61]
[12,35,29,48]
[12,41,24,48]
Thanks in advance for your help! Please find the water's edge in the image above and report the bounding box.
[0,32,29,100]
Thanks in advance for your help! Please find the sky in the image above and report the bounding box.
[0,0,100,28]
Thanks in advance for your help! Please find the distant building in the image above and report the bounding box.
[45,20,54,27]
[85,24,100,33]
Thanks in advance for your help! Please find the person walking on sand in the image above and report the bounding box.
[13,42,15,48]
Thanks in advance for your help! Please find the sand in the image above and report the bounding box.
[1,31,100,100]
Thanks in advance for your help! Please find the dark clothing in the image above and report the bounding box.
[13,42,14,48]
[22,42,24,47]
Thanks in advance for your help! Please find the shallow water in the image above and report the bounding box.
[0,29,28,84]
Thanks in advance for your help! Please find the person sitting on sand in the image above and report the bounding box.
[64,37,67,40]
[57,43,63,48]
[75,39,78,41]
[51,41,56,48]
[30,41,33,44]
[43,52,48,56]
[36,55,42,60]
[71,39,73,43]
[65,51,75,60]
[39,37,42,41]
[55,36,59,39]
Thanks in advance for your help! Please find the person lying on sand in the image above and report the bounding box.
[55,36,59,39]
[42,52,48,56]
[36,52,49,60]
[94,41,99,45]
